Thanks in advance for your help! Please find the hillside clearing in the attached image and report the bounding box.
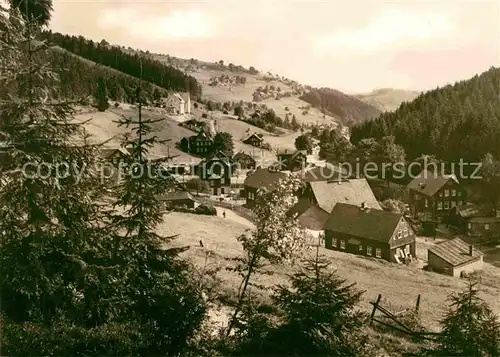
[161,212,500,332]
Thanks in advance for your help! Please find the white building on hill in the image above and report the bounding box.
[164,92,191,115]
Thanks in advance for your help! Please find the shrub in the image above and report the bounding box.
[195,205,217,216]
[202,113,208,118]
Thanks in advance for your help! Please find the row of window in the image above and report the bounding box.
[468,222,490,230]
[395,227,409,239]
[424,199,464,210]
[248,192,256,200]
[196,141,211,146]
[439,189,461,197]
[210,178,226,186]
[196,147,210,153]
[332,239,382,258]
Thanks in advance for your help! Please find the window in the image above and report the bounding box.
[332,238,337,247]
[367,246,372,256]
[437,202,443,210]
[444,189,449,197]
[358,244,363,252]
[340,240,346,250]
[438,192,443,197]
[221,178,225,185]
[403,228,408,237]
[375,248,382,258]
[485,224,490,230]
[467,223,472,229]
[397,230,402,239]
[451,189,456,196]
[451,201,456,208]
[424,199,428,208]
[458,191,462,197]
[444,201,449,209]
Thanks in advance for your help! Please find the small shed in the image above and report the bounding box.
[159,191,196,209]
[427,238,483,277]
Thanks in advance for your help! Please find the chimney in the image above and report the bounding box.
[469,244,473,256]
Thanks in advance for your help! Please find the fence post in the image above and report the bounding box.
[415,294,421,314]
[370,294,382,325]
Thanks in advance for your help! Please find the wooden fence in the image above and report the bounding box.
[369,294,441,341]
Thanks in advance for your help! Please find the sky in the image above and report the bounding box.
[48,0,500,93]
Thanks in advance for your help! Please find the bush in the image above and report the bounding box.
[195,205,217,216]
[223,110,229,115]
[202,113,208,118]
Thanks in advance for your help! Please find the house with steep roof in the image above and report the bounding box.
[449,203,500,237]
[196,151,234,195]
[427,238,483,277]
[242,133,264,147]
[164,92,186,115]
[233,151,257,170]
[407,170,466,221]
[276,149,307,171]
[288,178,382,231]
[243,168,287,206]
[180,128,214,157]
[324,203,416,263]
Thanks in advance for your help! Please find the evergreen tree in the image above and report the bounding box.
[0,3,113,337]
[417,281,500,357]
[212,132,234,156]
[94,76,109,111]
[108,72,206,355]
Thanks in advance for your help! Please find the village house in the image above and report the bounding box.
[242,133,264,147]
[180,128,214,157]
[427,238,484,277]
[197,151,234,195]
[276,149,307,171]
[163,92,191,115]
[324,202,416,263]
[449,203,500,237]
[407,170,466,221]
[287,178,382,231]
[232,151,257,170]
[243,168,287,207]
[159,191,196,209]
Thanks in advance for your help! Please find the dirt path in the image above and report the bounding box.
[214,206,255,229]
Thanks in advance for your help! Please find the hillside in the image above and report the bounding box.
[354,88,421,112]
[47,46,168,103]
[42,31,201,98]
[300,88,382,125]
[350,66,500,162]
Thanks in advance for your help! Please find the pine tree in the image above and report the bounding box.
[0,5,112,328]
[418,281,500,357]
[94,76,109,111]
[107,66,206,355]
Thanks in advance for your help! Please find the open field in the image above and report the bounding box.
[150,60,341,127]
[354,88,421,112]
[161,211,500,332]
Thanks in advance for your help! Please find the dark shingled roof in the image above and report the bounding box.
[453,203,489,218]
[324,203,403,243]
[158,191,194,201]
[407,170,459,197]
[428,238,483,266]
[244,168,287,189]
[287,198,330,230]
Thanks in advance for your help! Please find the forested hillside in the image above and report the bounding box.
[300,87,381,125]
[350,67,500,161]
[45,47,167,103]
[41,31,201,98]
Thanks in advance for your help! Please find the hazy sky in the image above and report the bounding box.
[49,0,500,93]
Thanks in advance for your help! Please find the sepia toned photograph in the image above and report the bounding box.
[1,0,500,355]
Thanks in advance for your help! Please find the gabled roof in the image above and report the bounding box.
[309,178,382,213]
[172,93,186,104]
[453,203,488,218]
[428,238,483,266]
[243,133,264,143]
[244,168,287,189]
[159,191,194,201]
[287,198,330,230]
[100,147,132,159]
[233,151,257,161]
[407,170,459,197]
[192,129,213,141]
[324,203,403,243]
[178,92,190,102]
